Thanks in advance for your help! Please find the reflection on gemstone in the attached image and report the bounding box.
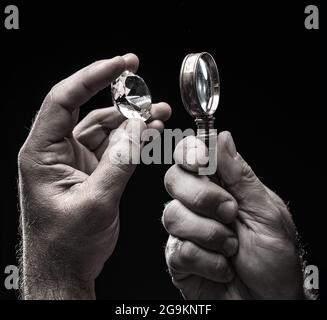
[111,71,152,121]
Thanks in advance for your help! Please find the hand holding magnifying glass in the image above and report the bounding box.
[180,52,220,176]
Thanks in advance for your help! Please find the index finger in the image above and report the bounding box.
[164,165,238,224]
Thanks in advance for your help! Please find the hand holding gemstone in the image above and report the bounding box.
[111,71,152,121]
[18,54,172,299]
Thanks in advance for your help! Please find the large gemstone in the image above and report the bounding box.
[111,71,152,121]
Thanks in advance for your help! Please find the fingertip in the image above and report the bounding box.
[223,237,239,258]
[218,131,237,159]
[147,120,164,132]
[123,53,139,73]
[217,200,239,224]
[151,102,172,122]
[173,136,208,172]
[158,102,172,121]
[218,131,231,147]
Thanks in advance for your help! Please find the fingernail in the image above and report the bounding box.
[222,237,238,257]
[123,53,133,58]
[226,132,237,158]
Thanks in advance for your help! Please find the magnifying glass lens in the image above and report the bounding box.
[196,57,212,113]
[180,52,219,118]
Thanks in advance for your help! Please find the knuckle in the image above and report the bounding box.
[205,223,223,247]
[72,127,82,140]
[165,239,180,271]
[46,80,75,109]
[240,160,257,184]
[62,84,77,105]
[45,85,58,104]
[87,109,100,121]
[192,185,208,210]
[166,251,180,271]
[213,254,225,273]
[43,79,69,105]
[162,200,182,233]
[17,145,27,165]
[43,87,59,110]
[164,165,178,195]
[179,241,197,265]
[240,160,251,178]
[17,144,32,171]
[166,238,196,272]
[80,76,95,95]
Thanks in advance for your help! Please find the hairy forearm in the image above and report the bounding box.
[20,248,96,300]
[21,275,95,300]
[19,220,96,300]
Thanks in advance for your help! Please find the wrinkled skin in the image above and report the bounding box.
[163,133,304,299]
[18,54,171,299]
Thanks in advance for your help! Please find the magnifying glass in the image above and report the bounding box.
[180,52,220,148]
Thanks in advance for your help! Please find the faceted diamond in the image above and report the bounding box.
[111,71,152,121]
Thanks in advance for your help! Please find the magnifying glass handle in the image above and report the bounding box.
[195,117,221,184]
[195,116,215,147]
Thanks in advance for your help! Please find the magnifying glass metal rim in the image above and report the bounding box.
[179,52,220,119]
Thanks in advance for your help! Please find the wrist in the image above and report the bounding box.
[22,274,96,300]
[20,231,96,300]
[21,254,96,300]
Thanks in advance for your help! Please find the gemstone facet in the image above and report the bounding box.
[111,71,152,121]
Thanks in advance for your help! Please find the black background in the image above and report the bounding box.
[0,1,325,300]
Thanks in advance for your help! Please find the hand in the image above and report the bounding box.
[163,132,304,299]
[18,54,171,299]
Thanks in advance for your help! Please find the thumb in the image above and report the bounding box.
[87,118,146,203]
[217,131,266,203]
